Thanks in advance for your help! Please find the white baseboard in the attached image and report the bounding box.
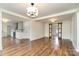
[72,42,79,52]
[75,49,79,52]
[30,37,45,41]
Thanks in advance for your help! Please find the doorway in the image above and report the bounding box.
[49,22,62,49]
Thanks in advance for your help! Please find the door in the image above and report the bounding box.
[49,22,62,49]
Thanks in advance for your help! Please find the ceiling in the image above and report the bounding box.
[37,13,74,23]
[2,12,28,22]
[0,3,79,20]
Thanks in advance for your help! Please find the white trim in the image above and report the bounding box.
[34,8,79,20]
[1,8,79,21]
[71,40,79,52]
[2,8,31,20]
[75,48,79,52]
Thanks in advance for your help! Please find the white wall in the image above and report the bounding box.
[77,12,79,51]
[2,22,8,37]
[44,23,49,37]
[71,13,77,49]
[71,12,79,52]
[61,19,72,39]
[0,9,3,50]
[23,21,30,39]
[30,21,44,41]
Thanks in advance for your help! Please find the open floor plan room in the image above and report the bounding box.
[0,3,79,56]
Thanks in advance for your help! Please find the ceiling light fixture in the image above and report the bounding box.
[26,3,38,17]
[2,18,10,23]
[50,18,58,22]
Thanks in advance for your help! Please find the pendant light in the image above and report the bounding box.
[26,3,38,17]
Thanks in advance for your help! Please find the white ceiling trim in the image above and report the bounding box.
[34,8,79,20]
[1,8,79,21]
[2,8,31,20]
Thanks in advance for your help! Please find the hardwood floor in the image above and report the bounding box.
[1,37,75,56]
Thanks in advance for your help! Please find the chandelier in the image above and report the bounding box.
[26,3,38,17]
